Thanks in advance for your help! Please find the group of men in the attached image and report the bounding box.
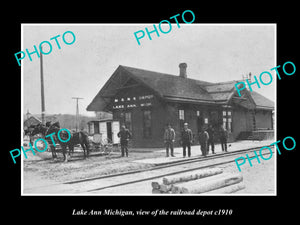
[163,123,228,158]
[38,121,228,159]
[116,123,228,158]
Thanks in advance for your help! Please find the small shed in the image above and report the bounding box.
[87,119,120,144]
[24,115,41,130]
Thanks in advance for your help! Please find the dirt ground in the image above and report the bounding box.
[22,142,276,195]
[216,157,275,194]
[23,148,163,185]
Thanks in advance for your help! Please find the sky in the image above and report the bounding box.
[22,24,275,117]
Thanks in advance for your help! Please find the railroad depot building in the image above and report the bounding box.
[87,64,274,148]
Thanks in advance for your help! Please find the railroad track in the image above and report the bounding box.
[62,146,274,193]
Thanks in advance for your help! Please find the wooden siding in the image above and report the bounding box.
[255,110,273,130]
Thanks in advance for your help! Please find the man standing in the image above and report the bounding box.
[198,127,209,157]
[164,124,176,157]
[117,125,132,157]
[45,121,58,160]
[219,125,228,152]
[181,123,193,158]
[206,124,215,154]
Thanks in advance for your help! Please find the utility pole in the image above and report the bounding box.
[40,47,45,125]
[72,97,83,131]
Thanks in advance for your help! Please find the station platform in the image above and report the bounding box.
[133,140,272,165]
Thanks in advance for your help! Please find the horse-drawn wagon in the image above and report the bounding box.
[88,119,120,155]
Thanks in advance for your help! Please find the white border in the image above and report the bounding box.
[21,23,277,196]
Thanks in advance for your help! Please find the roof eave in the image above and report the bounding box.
[255,106,274,110]
[164,96,218,105]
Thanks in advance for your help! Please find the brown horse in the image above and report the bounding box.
[31,123,90,162]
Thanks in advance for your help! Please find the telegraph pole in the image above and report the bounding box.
[40,47,45,125]
[72,97,83,131]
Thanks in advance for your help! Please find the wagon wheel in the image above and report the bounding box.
[90,133,102,152]
[105,140,121,158]
[101,138,113,155]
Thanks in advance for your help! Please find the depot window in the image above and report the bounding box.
[120,112,132,132]
[143,110,152,138]
[125,112,132,132]
[222,110,232,132]
[179,109,185,120]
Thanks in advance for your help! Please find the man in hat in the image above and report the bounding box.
[219,125,228,152]
[181,123,193,157]
[198,127,209,157]
[206,124,215,154]
[40,121,57,160]
[164,123,176,157]
[117,125,132,157]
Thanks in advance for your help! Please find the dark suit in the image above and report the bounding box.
[206,127,215,154]
[164,128,175,157]
[117,129,132,157]
[199,131,209,156]
[181,129,193,157]
[219,128,228,152]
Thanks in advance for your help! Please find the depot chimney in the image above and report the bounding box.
[179,63,187,78]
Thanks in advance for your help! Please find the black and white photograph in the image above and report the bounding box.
[21,24,276,196]
[4,4,299,224]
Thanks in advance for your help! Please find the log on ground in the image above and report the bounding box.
[159,184,173,193]
[162,167,223,185]
[171,185,184,194]
[151,181,160,190]
[203,182,246,194]
[173,172,243,194]
[152,188,163,194]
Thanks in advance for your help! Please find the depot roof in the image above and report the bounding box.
[87,65,274,111]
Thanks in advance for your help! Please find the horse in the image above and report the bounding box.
[24,124,38,145]
[31,123,90,162]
